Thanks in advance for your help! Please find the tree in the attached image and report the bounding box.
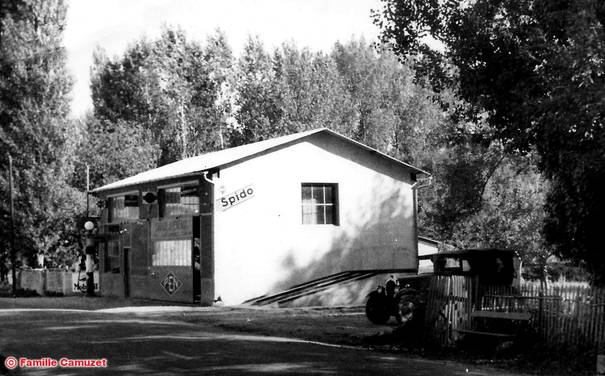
[0,0,83,267]
[418,143,504,238]
[230,37,448,161]
[331,39,449,161]
[90,27,232,166]
[271,43,356,135]
[205,29,236,149]
[73,114,160,190]
[375,0,605,284]
[228,36,282,145]
[451,158,549,267]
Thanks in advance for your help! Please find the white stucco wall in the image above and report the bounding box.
[418,239,439,257]
[418,238,439,274]
[213,133,418,304]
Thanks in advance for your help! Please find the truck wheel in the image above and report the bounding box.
[396,292,423,325]
[365,293,390,324]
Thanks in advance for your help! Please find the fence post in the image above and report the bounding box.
[538,290,544,337]
[593,289,605,376]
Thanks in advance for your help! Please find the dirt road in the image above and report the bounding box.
[0,300,532,375]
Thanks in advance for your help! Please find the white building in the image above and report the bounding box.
[92,128,430,305]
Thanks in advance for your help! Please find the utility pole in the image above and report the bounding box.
[86,164,90,218]
[7,154,16,297]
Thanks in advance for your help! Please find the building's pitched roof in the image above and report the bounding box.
[92,128,430,193]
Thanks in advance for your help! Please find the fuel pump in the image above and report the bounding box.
[83,219,97,296]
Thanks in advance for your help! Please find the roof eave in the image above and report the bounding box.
[90,171,206,195]
[90,127,431,194]
[321,129,431,176]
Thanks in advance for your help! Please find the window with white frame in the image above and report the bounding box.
[301,183,338,225]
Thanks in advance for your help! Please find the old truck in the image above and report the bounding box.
[365,248,522,325]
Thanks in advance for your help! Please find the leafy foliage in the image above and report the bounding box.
[0,0,83,267]
[90,27,233,168]
[73,115,160,190]
[375,0,604,284]
[230,37,447,164]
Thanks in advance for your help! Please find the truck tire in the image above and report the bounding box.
[365,293,390,325]
[395,290,425,326]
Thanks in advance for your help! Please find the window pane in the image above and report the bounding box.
[315,206,326,224]
[165,188,180,204]
[126,206,138,219]
[312,186,323,204]
[302,205,317,224]
[124,195,138,207]
[324,186,333,204]
[325,205,334,224]
[162,185,199,216]
[302,185,312,202]
[152,240,191,266]
[109,196,139,223]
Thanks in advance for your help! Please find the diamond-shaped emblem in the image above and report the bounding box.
[160,272,182,295]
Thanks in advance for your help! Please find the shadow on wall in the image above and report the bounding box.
[271,179,415,300]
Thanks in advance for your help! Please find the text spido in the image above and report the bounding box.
[218,185,254,211]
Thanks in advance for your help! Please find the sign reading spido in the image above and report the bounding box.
[218,185,255,211]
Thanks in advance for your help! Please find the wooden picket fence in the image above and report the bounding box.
[424,275,605,351]
[424,275,472,346]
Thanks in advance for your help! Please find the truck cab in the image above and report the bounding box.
[366,248,521,325]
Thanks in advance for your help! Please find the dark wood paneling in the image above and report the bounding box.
[200,177,215,306]
[130,267,193,302]
[131,222,149,276]
[97,176,213,304]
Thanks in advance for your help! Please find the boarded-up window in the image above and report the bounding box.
[108,195,139,223]
[152,240,191,266]
[301,183,338,225]
[160,185,199,217]
[105,241,120,273]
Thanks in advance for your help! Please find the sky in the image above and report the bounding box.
[63,0,383,117]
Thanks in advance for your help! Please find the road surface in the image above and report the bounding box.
[0,308,528,375]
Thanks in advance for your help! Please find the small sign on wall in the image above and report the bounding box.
[160,272,183,295]
[217,185,255,211]
[151,217,193,239]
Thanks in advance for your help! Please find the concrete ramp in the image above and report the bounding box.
[243,270,417,307]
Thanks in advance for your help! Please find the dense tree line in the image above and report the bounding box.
[1,0,571,284]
